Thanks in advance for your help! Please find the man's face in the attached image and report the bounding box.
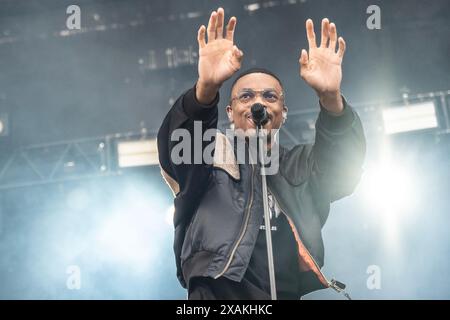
[227,73,287,132]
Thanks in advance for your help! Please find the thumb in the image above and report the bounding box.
[232,45,244,62]
[230,45,244,69]
[299,49,308,67]
[299,49,309,78]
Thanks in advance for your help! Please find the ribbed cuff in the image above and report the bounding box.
[317,95,355,133]
[182,84,219,121]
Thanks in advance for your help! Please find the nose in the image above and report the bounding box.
[253,94,265,105]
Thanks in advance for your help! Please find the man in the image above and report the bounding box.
[157,7,366,299]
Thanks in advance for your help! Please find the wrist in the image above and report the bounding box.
[318,90,344,114]
[196,79,220,105]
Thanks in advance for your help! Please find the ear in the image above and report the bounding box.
[282,105,288,123]
[226,105,233,123]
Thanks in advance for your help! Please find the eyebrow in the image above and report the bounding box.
[239,88,278,92]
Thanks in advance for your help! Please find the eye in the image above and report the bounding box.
[263,91,278,101]
[239,92,254,101]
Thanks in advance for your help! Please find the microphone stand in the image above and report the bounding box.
[255,124,277,300]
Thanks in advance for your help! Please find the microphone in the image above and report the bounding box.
[250,103,269,126]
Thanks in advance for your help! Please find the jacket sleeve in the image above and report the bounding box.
[308,96,366,203]
[157,84,219,226]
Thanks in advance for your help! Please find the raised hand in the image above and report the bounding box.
[300,18,346,113]
[196,8,243,104]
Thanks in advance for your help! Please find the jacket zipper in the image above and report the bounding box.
[267,185,331,288]
[276,194,352,300]
[214,163,256,279]
[271,190,352,299]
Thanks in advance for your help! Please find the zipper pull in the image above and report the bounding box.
[330,278,352,300]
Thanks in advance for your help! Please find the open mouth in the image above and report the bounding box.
[246,114,255,126]
[245,113,272,127]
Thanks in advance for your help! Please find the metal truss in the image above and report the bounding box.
[1,90,449,190]
[0,136,113,190]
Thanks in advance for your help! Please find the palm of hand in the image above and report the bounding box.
[197,9,243,87]
[301,46,342,94]
[199,39,239,86]
[300,18,346,95]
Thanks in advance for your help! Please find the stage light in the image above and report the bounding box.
[361,157,417,249]
[382,101,438,135]
[364,162,414,214]
[117,139,159,168]
[186,11,202,19]
[245,3,261,11]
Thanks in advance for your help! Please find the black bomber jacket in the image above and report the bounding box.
[157,85,366,297]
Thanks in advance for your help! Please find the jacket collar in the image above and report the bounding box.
[213,132,240,180]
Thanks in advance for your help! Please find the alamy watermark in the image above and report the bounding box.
[170,121,280,175]
[66,265,81,290]
[366,5,381,30]
[366,264,381,290]
[66,5,81,30]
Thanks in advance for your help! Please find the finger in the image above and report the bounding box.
[299,49,308,67]
[338,37,346,58]
[320,18,330,48]
[226,16,237,41]
[306,19,317,49]
[329,22,337,51]
[299,49,308,78]
[207,11,217,42]
[216,7,224,39]
[197,25,206,48]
